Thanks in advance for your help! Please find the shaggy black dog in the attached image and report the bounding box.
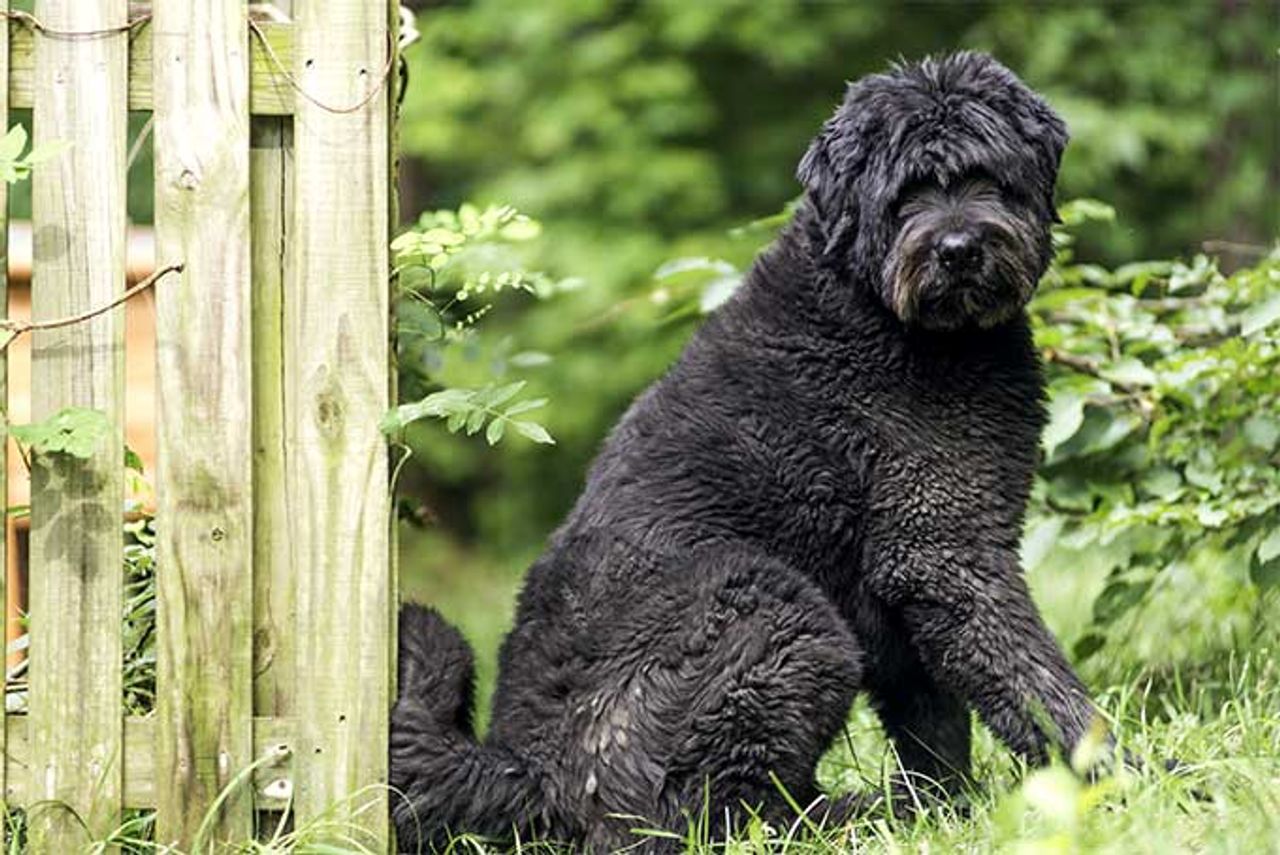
[392,52,1100,852]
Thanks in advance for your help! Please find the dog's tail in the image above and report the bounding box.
[390,604,544,852]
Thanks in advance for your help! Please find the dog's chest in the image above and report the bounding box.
[846,373,1042,532]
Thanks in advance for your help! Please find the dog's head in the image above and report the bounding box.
[797,52,1067,330]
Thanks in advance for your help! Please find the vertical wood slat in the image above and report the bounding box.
[152,0,254,846]
[289,0,393,844]
[0,0,9,812]
[385,0,401,802]
[27,0,127,848]
[251,0,296,726]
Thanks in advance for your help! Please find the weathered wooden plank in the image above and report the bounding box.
[7,17,296,115]
[152,0,255,846]
[250,0,295,722]
[0,0,10,811]
[27,0,128,849]
[4,715,294,811]
[289,0,393,844]
[386,0,401,716]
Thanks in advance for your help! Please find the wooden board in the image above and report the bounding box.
[151,0,255,846]
[26,0,128,848]
[7,17,296,115]
[288,0,393,845]
[0,0,9,811]
[250,0,295,724]
[3,715,294,811]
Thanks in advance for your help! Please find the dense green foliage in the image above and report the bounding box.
[1029,203,1279,667]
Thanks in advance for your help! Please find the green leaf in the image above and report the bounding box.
[1250,551,1280,589]
[1020,515,1064,572]
[503,397,548,417]
[124,447,144,474]
[512,420,555,444]
[379,388,475,434]
[1239,293,1280,337]
[9,406,112,461]
[0,125,26,162]
[699,274,741,313]
[1242,415,1279,451]
[465,408,487,435]
[499,217,541,240]
[1139,466,1182,499]
[1100,357,1156,387]
[1055,407,1139,461]
[389,231,419,252]
[1092,578,1152,626]
[1195,503,1228,528]
[1042,392,1086,456]
[509,351,552,367]
[1073,632,1106,661]
[1257,526,1280,564]
[485,417,506,445]
[397,297,445,340]
[1056,198,1115,227]
[1184,454,1225,494]
[485,381,527,408]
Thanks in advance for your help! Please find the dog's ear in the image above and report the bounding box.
[797,119,861,257]
[1010,86,1069,219]
[797,126,839,218]
[1026,101,1068,179]
[1030,105,1068,221]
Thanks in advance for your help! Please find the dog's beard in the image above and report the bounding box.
[881,206,1042,331]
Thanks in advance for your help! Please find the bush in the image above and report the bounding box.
[1028,202,1280,665]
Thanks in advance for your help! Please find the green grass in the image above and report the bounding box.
[26,525,1275,852]
[398,524,1280,854]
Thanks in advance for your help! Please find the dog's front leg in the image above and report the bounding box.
[868,547,1098,766]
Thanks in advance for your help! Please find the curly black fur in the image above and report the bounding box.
[391,52,1097,852]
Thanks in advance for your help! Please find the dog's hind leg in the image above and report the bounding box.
[641,553,862,843]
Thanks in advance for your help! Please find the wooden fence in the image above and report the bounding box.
[3,1,398,850]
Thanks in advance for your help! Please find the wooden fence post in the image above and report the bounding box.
[0,0,10,813]
[27,0,128,848]
[152,0,255,845]
[251,0,296,729]
[288,0,394,844]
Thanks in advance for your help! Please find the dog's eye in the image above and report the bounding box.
[892,179,938,215]
[994,179,1030,205]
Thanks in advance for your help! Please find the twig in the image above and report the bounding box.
[1201,240,1273,258]
[3,8,149,40]
[249,18,395,115]
[0,262,183,351]
[126,115,154,173]
[1041,347,1141,395]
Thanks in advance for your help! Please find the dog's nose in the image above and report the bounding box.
[937,232,983,274]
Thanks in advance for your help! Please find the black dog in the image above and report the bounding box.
[391,52,1099,851]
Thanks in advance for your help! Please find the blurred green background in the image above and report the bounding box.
[391,0,1279,720]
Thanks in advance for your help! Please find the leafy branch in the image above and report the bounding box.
[381,381,553,446]
[390,203,562,447]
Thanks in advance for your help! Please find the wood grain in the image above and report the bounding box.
[152,0,255,844]
[27,0,127,848]
[289,0,393,844]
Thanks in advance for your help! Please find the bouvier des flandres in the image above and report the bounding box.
[391,52,1100,851]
